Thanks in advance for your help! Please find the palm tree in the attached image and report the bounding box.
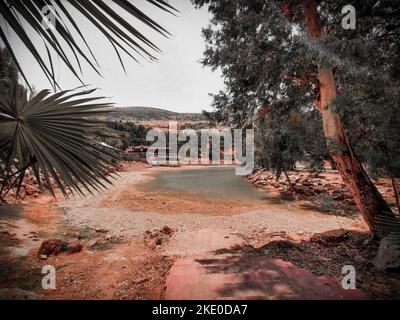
[0,0,177,199]
[0,0,177,88]
[0,86,116,198]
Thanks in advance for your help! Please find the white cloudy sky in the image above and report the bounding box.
[7,0,224,113]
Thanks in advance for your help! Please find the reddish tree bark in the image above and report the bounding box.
[391,175,400,214]
[302,0,396,237]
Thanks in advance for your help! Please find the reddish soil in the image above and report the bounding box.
[1,165,399,300]
[166,256,367,300]
[103,188,272,216]
[0,193,172,300]
[225,231,400,299]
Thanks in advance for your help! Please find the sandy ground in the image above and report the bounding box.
[1,165,399,299]
[60,167,361,239]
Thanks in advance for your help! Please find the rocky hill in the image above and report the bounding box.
[105,106,209,130]
[107,106,205,122]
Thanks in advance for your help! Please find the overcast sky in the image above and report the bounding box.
[8,0,224,113]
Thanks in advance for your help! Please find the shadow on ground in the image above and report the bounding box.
[195,230,400,299]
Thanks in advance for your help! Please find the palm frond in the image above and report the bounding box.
[0,0,178,89]
[0,85,118,198]
[372,212,400,269]
[374,212,400,237]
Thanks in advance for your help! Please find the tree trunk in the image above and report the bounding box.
[391,175,400,214]
[302,0,396,237]
[283,167,295,193]
[328,157,337,170]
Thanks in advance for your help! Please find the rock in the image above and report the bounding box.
[270,231,287,237]
[133,277,149,285]
[95,228,108,234]
[66,242,83,254]
[105,235,112,241]
[303,189,315,196]
[269,240,301,251]
[344,198,356,206]
[271,182,280,189]
[38,254,48,260]
[350,220,367,229]
[24,185,38,196]
[148,241,157,250]
[373,236,400,271]
[37,239,63,257]
[311,229,349,245]
[333,194,346,201]
[301,180,312,186]
[313,186,325,194]
[155,238,162,246]
[37,239,82,257]
[162,226,174,236]
[145,231,156,239]
[86,240,98,248]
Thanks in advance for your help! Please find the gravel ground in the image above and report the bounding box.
[60,169,360,239]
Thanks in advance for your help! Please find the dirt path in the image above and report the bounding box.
[160,229,368,299]
[165,256,366,300]
[1,165,379,300]
[0,168,400,299]
[59,166,368,299]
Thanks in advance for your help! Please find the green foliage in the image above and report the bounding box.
[193,0,325,173]
[193,0,400,178]
[319,0,400,178]
[255,104,326,173]
[106,121,151,150]
[0,48,19,95]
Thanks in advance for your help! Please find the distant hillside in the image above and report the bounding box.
[108,106,205,122]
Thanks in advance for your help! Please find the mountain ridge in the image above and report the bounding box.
[108,106,205,121]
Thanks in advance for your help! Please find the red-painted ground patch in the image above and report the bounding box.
[165,254,367,300]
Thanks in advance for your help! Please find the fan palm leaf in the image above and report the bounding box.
[0,85,118,198]
[373,213,400,269]
[0,0,178,89]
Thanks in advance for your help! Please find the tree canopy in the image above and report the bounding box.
[194,0,400,178]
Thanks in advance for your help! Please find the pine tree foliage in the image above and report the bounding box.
[0,48,19,95]
[193,0,400,179]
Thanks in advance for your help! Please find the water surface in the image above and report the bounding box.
[143,166,267,200]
